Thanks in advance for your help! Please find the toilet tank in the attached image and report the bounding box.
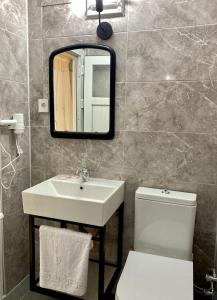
[134,187,197,261]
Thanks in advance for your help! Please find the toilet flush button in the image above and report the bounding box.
[162,189,170,194]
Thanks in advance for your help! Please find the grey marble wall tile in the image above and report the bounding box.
[44,127,63,175]
[29,72,45,127]
[128,0,217,31]
[31,126,47,167]
[31,126,63,179]
[116,82,126,99]
[121,179,136,260]
[44,167,60,179]
[28,0,42,39]
[3,191,24,216]
[4,212,29,256]
[3,168,30,293]
[0,29,27,82]
[83,132,124,179]
[41,0,72,6]
[0,0,27,38]
[42,2,127,38]
[115,83,125,131]
[15,129,30,170]
[30,81,43,101]
[31,129,123,179]
[31,166,45,185]
[193,184,217,284]
[127,26,217,82]
[193,233,216,285]
[0,80,28,126]
[116,98,125,132]
[60,139,85,174]
[2,168,30,216]
[4,168,30,193]
[4,247,29,293]
[123,131,217,186]
[29,39,43,87]
[29,39,46,126]
[123,131,188,186]
[0,80,27,104]
[115,83,126,131]
[125,81,217,134]
[174,133,217,185]
[29,63,46,127]
[195,184,217,235]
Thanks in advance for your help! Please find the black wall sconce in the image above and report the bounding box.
[96,0,113,40]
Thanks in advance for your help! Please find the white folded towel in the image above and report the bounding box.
[39,225,93,297]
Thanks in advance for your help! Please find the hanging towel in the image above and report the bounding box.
[39,225,93,297]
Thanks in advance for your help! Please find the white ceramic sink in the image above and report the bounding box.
[22,175,125,226]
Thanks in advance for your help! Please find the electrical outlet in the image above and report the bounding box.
[38,99,49,113]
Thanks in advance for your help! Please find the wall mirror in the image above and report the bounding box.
[49,44,116,139]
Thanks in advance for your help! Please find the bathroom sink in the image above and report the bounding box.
[22,175,125,226]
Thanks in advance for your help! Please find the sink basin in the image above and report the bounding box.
[22,175,125,226]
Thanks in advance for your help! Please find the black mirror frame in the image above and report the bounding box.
[49,44,116,140]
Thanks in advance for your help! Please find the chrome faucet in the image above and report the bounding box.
[76,167,90,182]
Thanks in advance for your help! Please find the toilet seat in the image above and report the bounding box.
[116,251,193,300]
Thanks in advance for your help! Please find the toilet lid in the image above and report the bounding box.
[116,251,193,300]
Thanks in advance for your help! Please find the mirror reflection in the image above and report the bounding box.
[53,48,111,133]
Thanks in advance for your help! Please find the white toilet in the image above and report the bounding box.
[116,187,197,300]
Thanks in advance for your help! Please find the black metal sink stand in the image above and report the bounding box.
[29,202,124,300]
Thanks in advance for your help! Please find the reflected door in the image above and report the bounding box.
[84,56,110,133]
[54,53,77,131]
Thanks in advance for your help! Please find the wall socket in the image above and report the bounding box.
[38,99,49,113]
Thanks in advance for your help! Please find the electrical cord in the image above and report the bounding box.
[0,133,23,298]
[0,136,23,190]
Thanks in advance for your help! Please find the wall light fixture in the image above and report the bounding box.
[95,0,113,40]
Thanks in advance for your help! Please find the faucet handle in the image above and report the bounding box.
[76,167,90,180]
[82,167,90,178]
[81,167,88,173]
[76,167,90,182]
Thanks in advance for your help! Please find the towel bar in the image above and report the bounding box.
[29,202,124,300]
[33,224,101,241]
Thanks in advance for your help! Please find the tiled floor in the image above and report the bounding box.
[21,291,55,300]
[21,291,115,300]
[21,262,116,300]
